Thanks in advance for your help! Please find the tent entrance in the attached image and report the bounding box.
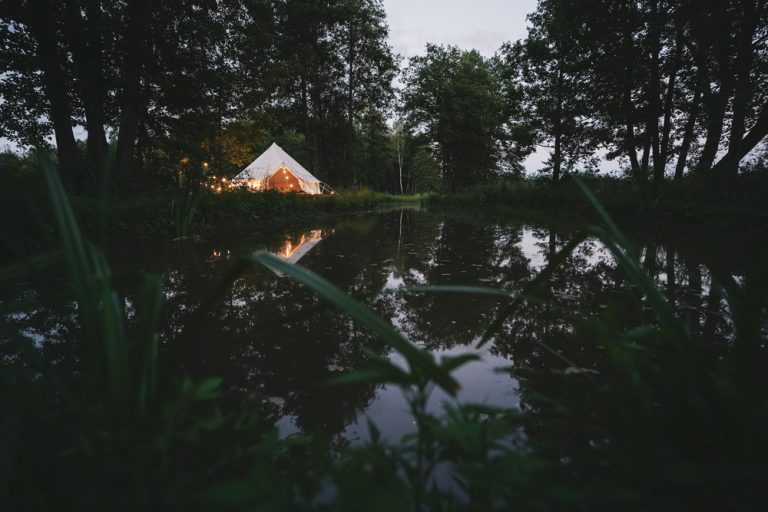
[267,166,301,193]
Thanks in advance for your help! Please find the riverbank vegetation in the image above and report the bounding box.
[427,170,768,231]
[0,151,424,259]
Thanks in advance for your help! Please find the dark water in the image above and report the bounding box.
[4,208,748,442]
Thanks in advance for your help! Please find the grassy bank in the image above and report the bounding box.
[75,187,424,239]
[0,164,425,260]
[426,173,768,232]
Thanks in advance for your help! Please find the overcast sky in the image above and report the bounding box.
[383,0,538,58]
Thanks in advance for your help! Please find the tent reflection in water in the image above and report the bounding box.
[232,142,329,194]
[272,229,334,265]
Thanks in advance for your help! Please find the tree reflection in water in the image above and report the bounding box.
[1,209,754,443]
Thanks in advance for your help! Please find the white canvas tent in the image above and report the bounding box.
[232,143,324,194]
[260,229,334,275]
[275,230,327,264]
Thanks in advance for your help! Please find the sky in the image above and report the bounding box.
[383,0,538,58]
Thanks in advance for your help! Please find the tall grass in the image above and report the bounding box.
[1,160,766,510]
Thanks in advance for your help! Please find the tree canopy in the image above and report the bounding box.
[1,0,767,192]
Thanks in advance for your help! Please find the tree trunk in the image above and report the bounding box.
[622,81,641,174]
[116,0,150,183]
[299,72,312,166]
[396,134,404,194]
[641,133,650,177]
[552,129,562,183]
[28,0,83,189]
[659,23,683,183]
[649,0,663,186]
[694,27,736,174]
[716,0,758,175]
[675,85,702,179]
[552,66,563,184]
[309,84,323,181]
[65,0,109,180]
[643,244,659,278]
[347,19,357,187]
[711,101,768,173]
[624,118,641,173]
[695,86,730,173]
[621,7,641,176]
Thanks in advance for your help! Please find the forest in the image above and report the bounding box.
[2,1,768,511]
[2,0,766,194]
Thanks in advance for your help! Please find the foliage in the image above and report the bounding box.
[426,172,768,229]
[499,0,768,183]
[410,145,442,193]
[0,151,58,256]
[0,0,396,189]
[498,3,602,182]
[402,44,533,191]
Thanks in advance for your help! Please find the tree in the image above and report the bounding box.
[517,0,768,182]
[402,44,530,191]
[1,0,250,186]
[356,108,391,190]
[1,0,85,188]
[267,0,395,187]
[410,145,440,193]
[499,1,599,183]
[336,0,397,185]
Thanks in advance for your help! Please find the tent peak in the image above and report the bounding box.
[232,142,323,195]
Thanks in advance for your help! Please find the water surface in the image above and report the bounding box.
[4,209,748,443]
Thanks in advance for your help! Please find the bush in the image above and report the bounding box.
[426,174,768,229]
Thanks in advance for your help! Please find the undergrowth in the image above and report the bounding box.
[426,173,768,230]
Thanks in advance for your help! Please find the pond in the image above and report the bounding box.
[4,208,747,444]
